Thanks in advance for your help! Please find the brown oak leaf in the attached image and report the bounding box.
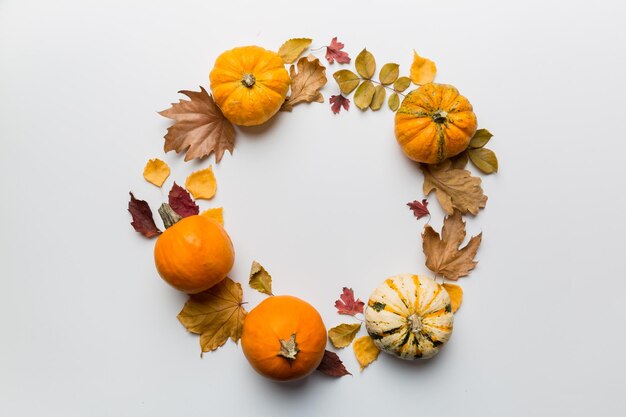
[177,277,247,353]
[168,182,199,218]
[325,37,351,64]
[422,210,482,280]
[335,287,364,316]
[421,160,488,215]
[159,86,235,162]
[317,350,351,377]
[281,56,327,111]
[329,94,350,114]
[128,192,161,238]
[407,199,430,220]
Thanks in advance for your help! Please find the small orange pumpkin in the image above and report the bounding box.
[241,295,327,382]
[154,215,234,294]
[209,45,291,127]
[395,83,477,164]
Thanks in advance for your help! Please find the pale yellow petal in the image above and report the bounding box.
[185,166,217,200]
[143,158,170,187]
[410,50,436,85]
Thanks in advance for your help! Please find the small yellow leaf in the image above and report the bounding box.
[143,158,170,187]
[354,80,376,110]
[353,335,380,371]
[469,129,494,149]
[469,148,499,174]
[328,323,361,348]
[370,85,386,111]
[185,166,217,200]
[200,207,223,225]
[388,93,400,111]
[355,48,376,79]
[333,69,360,95]
[379,63,399,85]
[393,76,411,92]
[278,38,312,64]
[249,261,273,296]
[410,50,436,85]
[443,283,463,313]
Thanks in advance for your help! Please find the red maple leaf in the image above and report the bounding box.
[325,37,351,64]
[335,287,364,316]
[407,199,430,220]
[329,95,350,114]
[317,350,351,377]
[168,182,199,218]
[128,192,161,238]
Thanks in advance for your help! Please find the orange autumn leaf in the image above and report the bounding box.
[201,207,223,225]
[353,335,380,371]
[143,158,170,187]
[410,50,436,85]
[185,166,217,200]
[442,283,463,313]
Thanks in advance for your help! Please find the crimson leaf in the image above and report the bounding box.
[407,199,430,220]
[335,287,364,316]
[329,95,350,114]
[169,182,199,218]
[317,350,351,377]
[325,37,351,64]
[128,192,161,238]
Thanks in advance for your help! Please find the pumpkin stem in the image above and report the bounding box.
[432,110,448,124]
[407,313,423,334]
[241,73,256,88]
[158,203,182,229]
[277,333,299,361]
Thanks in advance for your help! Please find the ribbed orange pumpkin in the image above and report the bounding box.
[154,215,234,294]
[395,83,477,164]
[209,46,290,127]
[241,295,327,382]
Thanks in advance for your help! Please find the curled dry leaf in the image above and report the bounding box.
[353,335,380,371]
[159,86,235,162]
[185,166,217,200]
[370,85,386,111]
[333,69,360,95]
[317,350,351,377]
[328,323,362,349]
[421,160,488,215]
[407,199,430,220]
[355,48,376,79]
[249,261,273,296]
[329,95,350,114]
[335,287,365,316]
[168,182,199,218]
[200,207,223,225]
[410,50,436,85]
[281,56,327,111]
[422,210,482,280]
[354,80,376,110]
[442,283,463,313]
[128,192,161,238]
[143,158,170,187]
[278,38,312,64]
[177,277,247,353]
[325,37,351,64]
[379,63,399,85]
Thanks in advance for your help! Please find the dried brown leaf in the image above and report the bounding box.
[422,210,482,280]
[281,56,327,111]
[159,86,235,162]
[249,261,273,296]
[328,323,361,348]
[421,160,488,215]
[278,38,312,64]
[177,277,247,353]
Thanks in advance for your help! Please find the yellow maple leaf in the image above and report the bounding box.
[200,207,223,225]
[410,50,436,85]
[353,335,380,371]
[143,158,170,187]
[185,166,217,200]
[177,277,247,353]
[443,283,463,313]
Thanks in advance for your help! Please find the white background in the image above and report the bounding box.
[1,0,625,415]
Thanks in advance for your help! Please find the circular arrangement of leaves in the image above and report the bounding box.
[128,36,498,380]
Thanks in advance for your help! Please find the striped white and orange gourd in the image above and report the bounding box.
[365,274,454,359]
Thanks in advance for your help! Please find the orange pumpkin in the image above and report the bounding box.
[209,45,291,127]
[154,215,234,294]
[395,83,477,164]
[241,295,327,382]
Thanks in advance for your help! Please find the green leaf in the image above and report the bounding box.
[333,69,360,95]
[370,85,386,111]
[379,63,399,85]
[354,81,376,110]
[388,93,400,111]
[278,38,312,64]
[450,150,469,169]
[469,148,498,174]
[469,129,493,148]
[355,49,376,79]
[393,76,411,92]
